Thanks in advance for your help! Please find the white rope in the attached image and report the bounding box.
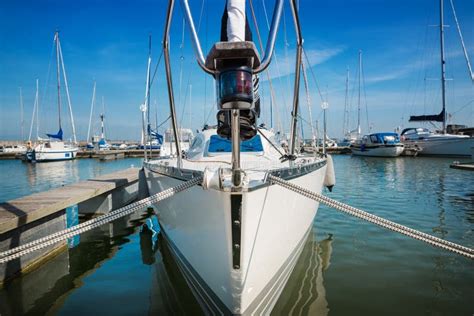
[267,174,474,259]
[0,176,203,264]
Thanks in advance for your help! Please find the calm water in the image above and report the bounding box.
[0,158,143,202]
[0,156,473,315]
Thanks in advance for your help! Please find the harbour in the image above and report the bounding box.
[1,0,473,314]
[0,155,472,315]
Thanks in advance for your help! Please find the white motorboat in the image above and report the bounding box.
[2,145,27,154]
[143,0,335,314]
[351,132,404,157]
[401,127,473,157]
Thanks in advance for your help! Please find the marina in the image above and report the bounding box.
[1,0,473,315]
[0,155,472,315]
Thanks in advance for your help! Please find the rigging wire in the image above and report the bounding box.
[360,55,370,133]
[248,0,280,131]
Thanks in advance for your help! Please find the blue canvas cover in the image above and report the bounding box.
[46,128,63,140]
[148,126,163,144]
[208,135,263,153]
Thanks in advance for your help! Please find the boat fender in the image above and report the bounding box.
[323,155,336,192]
[202,168,221,190]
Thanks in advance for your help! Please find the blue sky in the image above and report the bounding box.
[1,0,473,141]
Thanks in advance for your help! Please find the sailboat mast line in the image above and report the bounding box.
[87,82,96,143]
[357,50,362,135]
[55,32,62,129]
[249,0,278,130]
[449,0,474,82]
[19,87,24,141]
[28,80,39,142]
[439,0,447,134]
[58,37,77,143]
[361,56,370,133]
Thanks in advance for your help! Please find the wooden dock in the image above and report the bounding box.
[0,168,141,284]
[450,162,474,171]
[0,168,139,234]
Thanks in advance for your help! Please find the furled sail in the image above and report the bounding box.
[409,109,445,122]
[46,127,63,140]
[148,125,163,144]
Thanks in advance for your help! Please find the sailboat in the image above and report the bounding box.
[348,51,405,157]
[26,31,78,162]
[139,35,163,152]
[401,0,474,157]
[143,0,335,314]
[98,97,110,150]
[86,82,96,150]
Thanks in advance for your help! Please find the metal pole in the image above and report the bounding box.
[231,110,241,186]
[87,81,96,143]
[163,0,182,168]
[19,87,24,141]
[323,108,327,155]
[55,32,62,130]
[440,0,447,134]
[254,0,284,74]
[357,50,361,136]
[180,0,284,75]
[288,0,303,157]
[36,79,39,141]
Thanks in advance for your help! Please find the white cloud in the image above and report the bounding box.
[262,47,344,82]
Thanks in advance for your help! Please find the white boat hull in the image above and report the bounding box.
[32,149,77,161]
[351,145,404,157]
[144,163,326,314]
[403,137,474,157]
[27,142,78,162]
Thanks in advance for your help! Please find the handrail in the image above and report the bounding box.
[254,0,284,74]
[288,0,304,156]
[163,0,183,168]
[180,0,284,74]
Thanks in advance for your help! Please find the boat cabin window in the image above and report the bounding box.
[370,135,380,143]
[383,135,397,143]
[208,135,263,153]
[165,130,193,143]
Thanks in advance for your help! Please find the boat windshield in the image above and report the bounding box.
[208,135,263,153]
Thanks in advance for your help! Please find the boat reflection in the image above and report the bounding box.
[272,231,334,315]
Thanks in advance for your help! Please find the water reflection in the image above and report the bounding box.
[272,231,334,315]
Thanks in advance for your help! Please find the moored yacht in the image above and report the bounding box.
[401,127,473,157]
[143,0,335,314]
[26,31,78,162]
[351,132,404,157]
[403,0,474,157]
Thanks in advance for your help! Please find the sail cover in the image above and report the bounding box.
[409,109,445,122]
[46,128,63,140]
[148,126,163,144]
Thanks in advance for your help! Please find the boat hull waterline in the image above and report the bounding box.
[351,145,404,157]
[403,137,474,157]
[144,162,327,315]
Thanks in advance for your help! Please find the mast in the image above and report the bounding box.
[100,96,105,140]
[57,32,77,143]
[28,80,39,142]
[357,50,362,136]
[55,31,62,130]
[87,81,96,143]
[19,87,24,141]
[440,0,447,134]
[343,67,349,136]
[36,79,39,140]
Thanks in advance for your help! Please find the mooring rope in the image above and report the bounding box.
[267,174,474,259]
[0,176,202,264]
